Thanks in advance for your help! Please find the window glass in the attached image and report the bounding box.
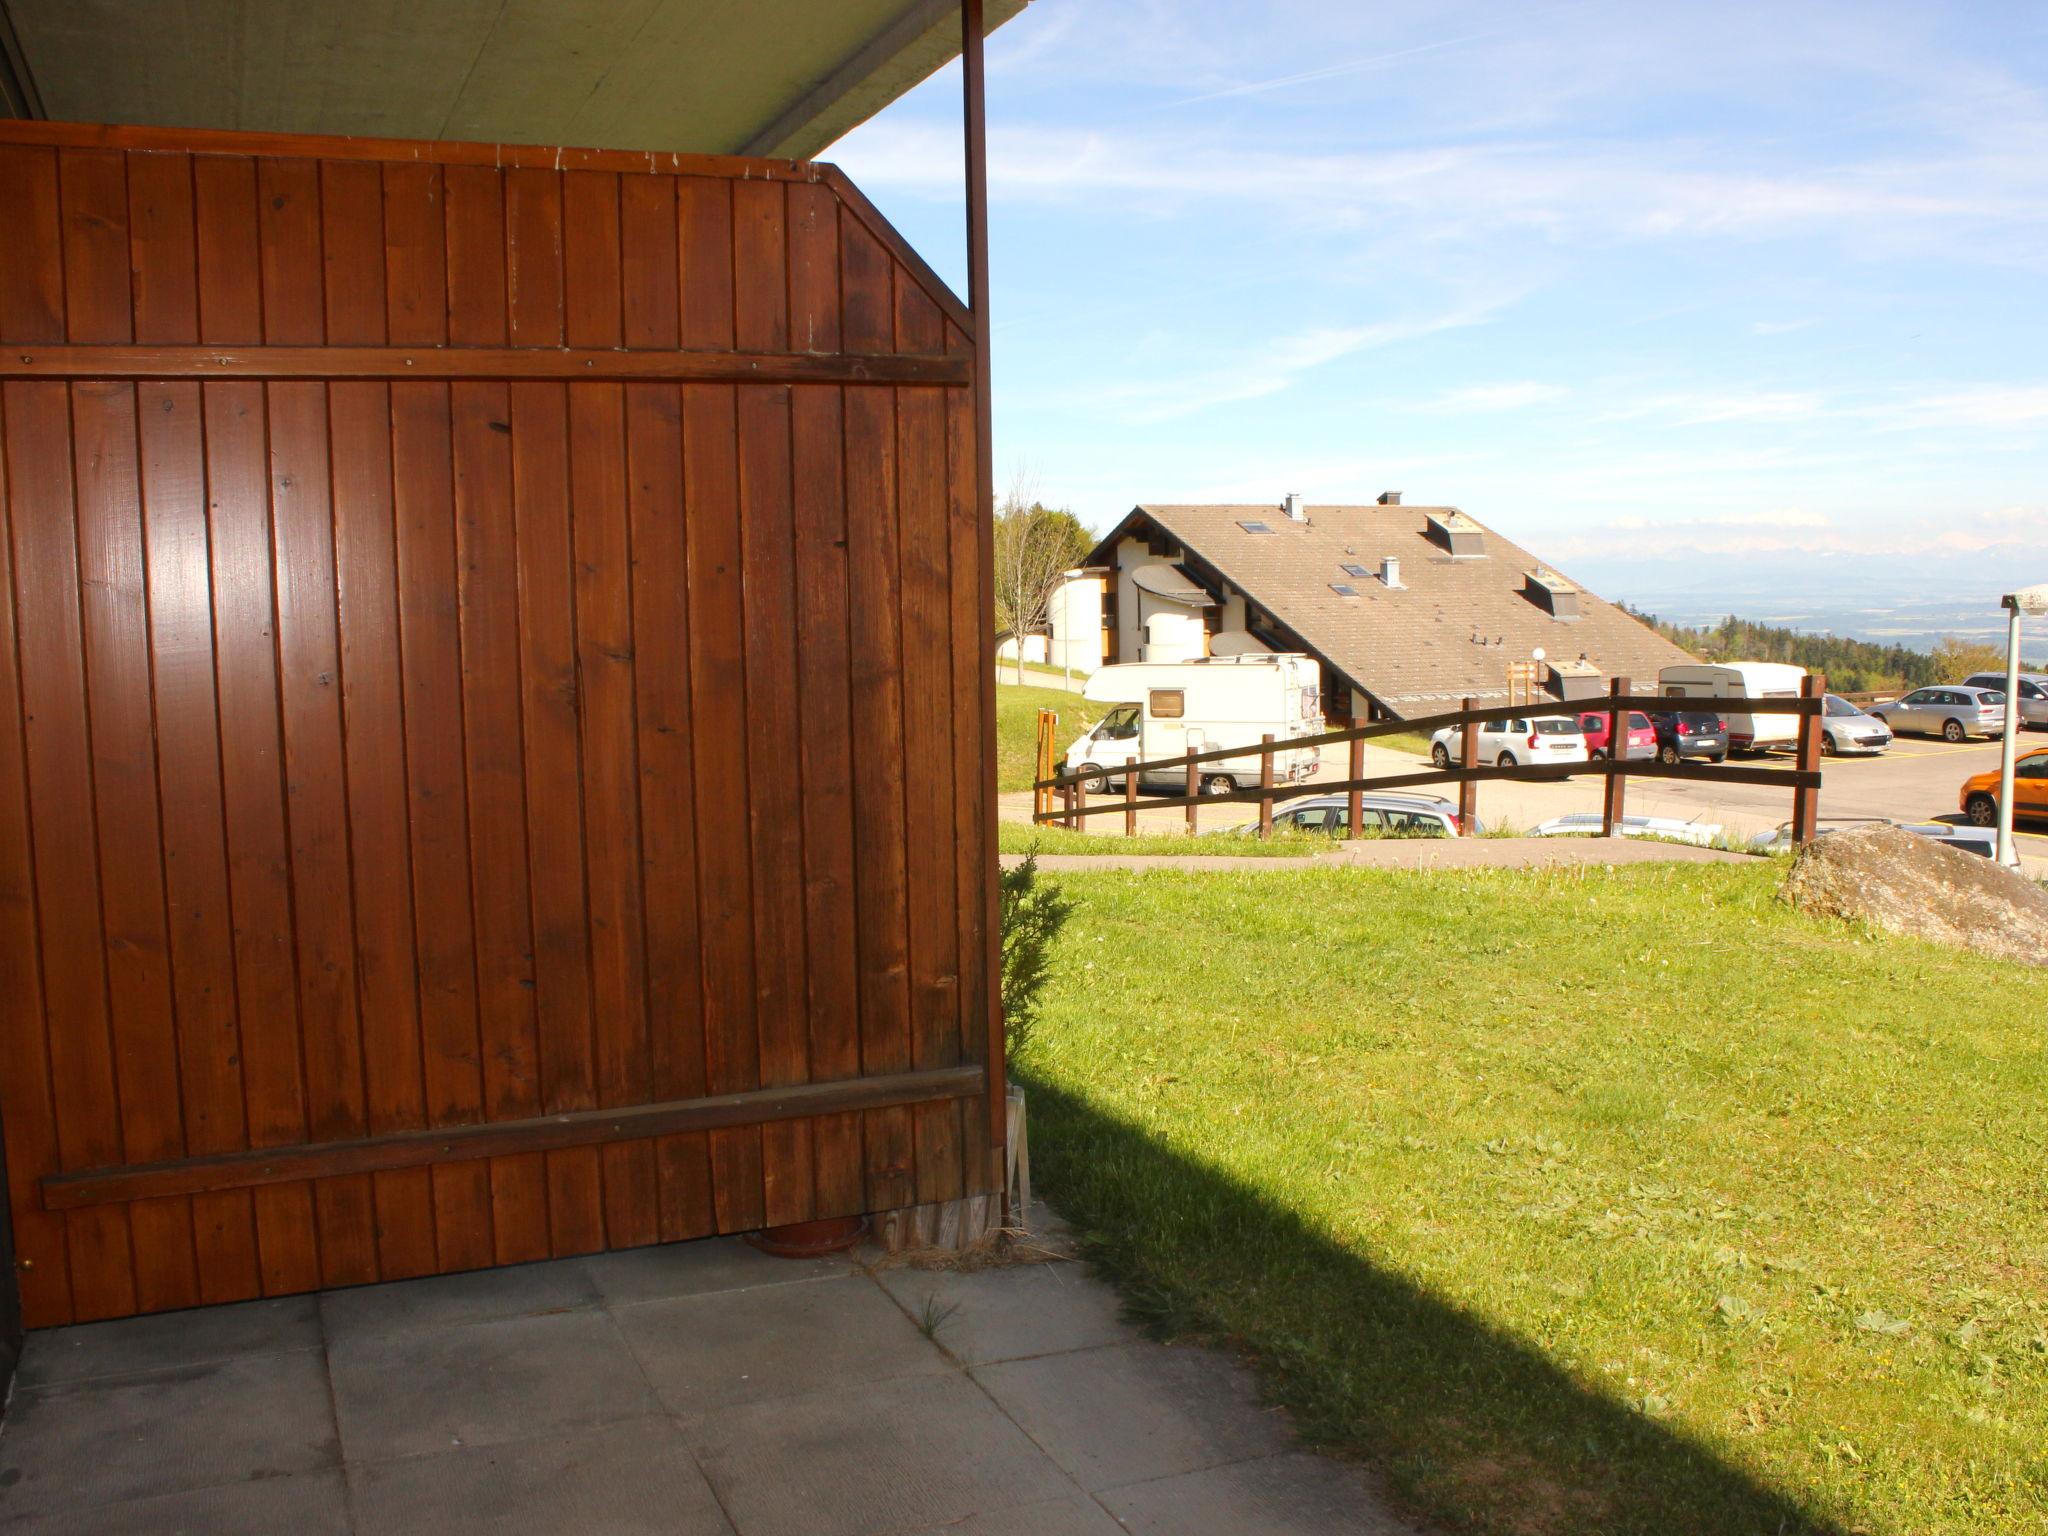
[1629,712,1651,729]
[1100,705,1140,739]
[1904,690,1932,703]
[1824,696,1859,717]
[1148,689,1185,719]
[1533,718,1578,735]
[1383,809,1447,837]
[2015,756,2048,779]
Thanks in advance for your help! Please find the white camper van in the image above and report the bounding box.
[1063,654,1323,794]
[1657,662,1806,753]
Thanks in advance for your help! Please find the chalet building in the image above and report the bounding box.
[1049,493,1693,720]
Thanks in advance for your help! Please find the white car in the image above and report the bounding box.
[1429,714,1589,769]
[1527,812,1724,846]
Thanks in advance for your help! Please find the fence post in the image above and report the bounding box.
[1791,671,1825,843]
[1186,760,1199,838]
[1348,718,1365,838]
[1124,770,1137,838]
[1259,733,1275,839]
[1601,675,1630,837]
[1457,696,1478,832]
[1073,772,1087,833]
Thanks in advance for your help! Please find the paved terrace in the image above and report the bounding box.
[0,1232,1415,1536]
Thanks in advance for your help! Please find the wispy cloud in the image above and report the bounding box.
[1173,33,1495,105]
[1421,382,1571,411]
[1084,306,1505,423]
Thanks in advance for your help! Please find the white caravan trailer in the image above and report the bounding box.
[1657,661,1807,753]
[1063,654,1323,793]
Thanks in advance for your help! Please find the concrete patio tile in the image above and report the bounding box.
[875,1262,1137,1366]
[973,1341,1293,1493]
[686,1371,1077,1536]
[616,1274,946,1416]
[14,1297,319,1388]
[319,1255,600,1343]
[1102,1451,1416,1535]
[327,1307,656,1463]
[893,1495,1127,1535]
[347,1416,734,1536]
[0,1469,350,1535]
[585,1235,851,1307]
[0,1351,337,1518]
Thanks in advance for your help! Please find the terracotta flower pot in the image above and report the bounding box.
[745,1215,869,1259]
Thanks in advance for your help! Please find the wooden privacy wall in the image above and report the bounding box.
[0,122,998,1327]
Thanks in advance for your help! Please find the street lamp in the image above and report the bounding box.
[1995,583,2048,868]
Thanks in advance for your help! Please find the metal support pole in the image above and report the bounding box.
[1997,598,2024,868]
[1601,676,1629,837]
[1457,696,1478,832]
[1185,761,1199,838]
[1259,733,1275,838]
[1790,672,1825,843]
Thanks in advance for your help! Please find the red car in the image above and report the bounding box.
[1576,709,1657,761]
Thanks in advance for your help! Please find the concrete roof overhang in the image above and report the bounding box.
[0,0,1025,157]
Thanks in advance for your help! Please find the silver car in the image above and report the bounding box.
[1237,792,1479,838]
[1819,694,1891,755]
[1869,685,2005,742]
[1963,672,2048,729]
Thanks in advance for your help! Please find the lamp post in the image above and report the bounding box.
[1995,584,2048,868]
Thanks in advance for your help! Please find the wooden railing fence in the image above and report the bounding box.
[1033,674,1829,843]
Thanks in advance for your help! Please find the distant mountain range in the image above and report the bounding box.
[1567,542,2048,653]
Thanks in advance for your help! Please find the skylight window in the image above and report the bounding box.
[1237,520,1274,535]
[1339,562,1372,578]
[1329,583,1360,598]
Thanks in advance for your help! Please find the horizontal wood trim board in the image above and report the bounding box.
[0,346,970,386]
[1036,758,1823,821]
[0,118,825,179]
[40,1067,987,1211]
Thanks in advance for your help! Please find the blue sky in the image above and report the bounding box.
[831,1,2048,621]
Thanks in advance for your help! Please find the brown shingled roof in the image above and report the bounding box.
[1094,503,1693,714]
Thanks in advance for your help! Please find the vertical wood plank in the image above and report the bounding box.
[324,158,439,1282]
[680,173,764,1231]
[130,151,264,1299]
[504,166,602,1253]
[391,379,494,1270]
[734,179,813,1227]
[564,169,658,1249]
[894,270,964,1206]
[5,372,136,1320]
[0,380,76,1326]
[269,380,379,1287]
[840,209,915,1213]
[788,183,864,1215]
[620,173,715,1241]
[61,144,204,1312]
[446,164,548,1266]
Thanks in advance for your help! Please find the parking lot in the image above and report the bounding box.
[1004,729,2048,875]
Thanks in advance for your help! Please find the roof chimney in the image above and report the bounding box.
[1379,556,1402,588]
[1282,492,1305,521]
[1377,490,1402,505]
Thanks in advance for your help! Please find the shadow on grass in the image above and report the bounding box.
[1023,1075,1842,1536]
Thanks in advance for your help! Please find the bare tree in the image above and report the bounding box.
[993,474,1092,684]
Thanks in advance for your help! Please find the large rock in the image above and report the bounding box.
[1779,823,2048,966]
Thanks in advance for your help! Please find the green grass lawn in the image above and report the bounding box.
[998,823,1325,856]
[997,680,1097,793]
[1020,862,2048,1536]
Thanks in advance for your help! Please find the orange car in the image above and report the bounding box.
[1960,747,2048,826]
